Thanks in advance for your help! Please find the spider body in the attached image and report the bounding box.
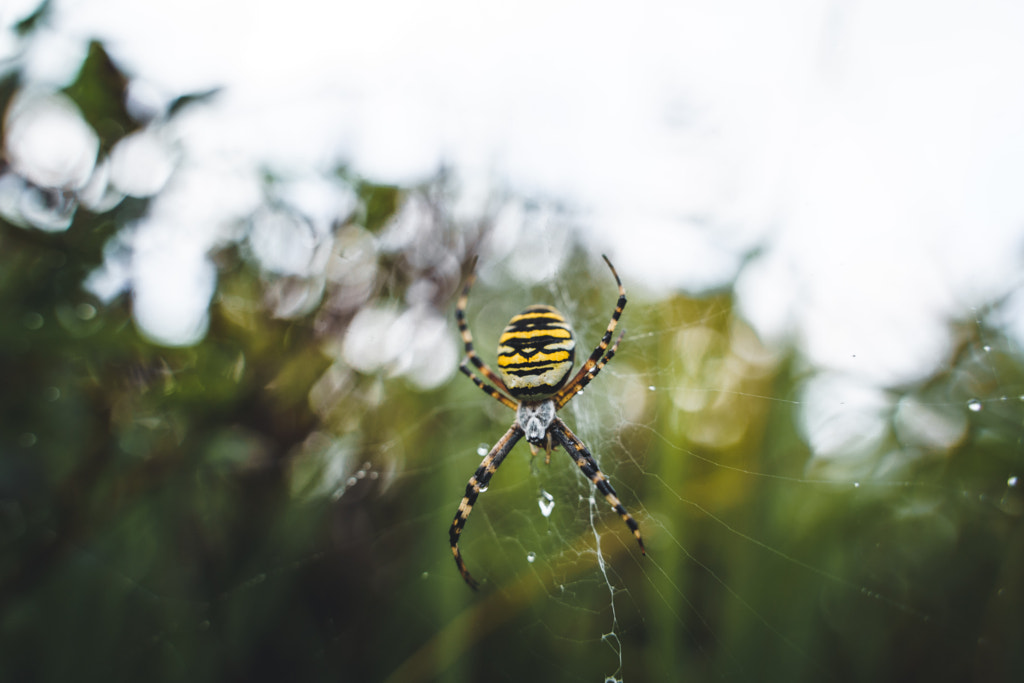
[449,255,645,589]
[496,305,575,398]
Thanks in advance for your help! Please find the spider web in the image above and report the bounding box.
[370,246,1024,683]
[28,234,1023,683]
[39,164,1017,683]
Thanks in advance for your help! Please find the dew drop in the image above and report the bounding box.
[526,551,536,563]
[538,489,555,517]
[478,485,488,493]
[1008,475,1019,487]
[648,385,656,391]
[967,398,983,412]
[477,443,489,457]
[853,481,860,488]
[983,344,992,352]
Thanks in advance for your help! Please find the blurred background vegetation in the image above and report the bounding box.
[2,14,1023,683]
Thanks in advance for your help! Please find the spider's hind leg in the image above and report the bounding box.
[449,425,524,589]
[549,418,646,555]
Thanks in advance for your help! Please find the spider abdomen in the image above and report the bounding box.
[497,305,575,399]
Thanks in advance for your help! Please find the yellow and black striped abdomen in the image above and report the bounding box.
[497,305,576,399]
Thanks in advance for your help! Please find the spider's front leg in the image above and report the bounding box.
[449,425,523,589]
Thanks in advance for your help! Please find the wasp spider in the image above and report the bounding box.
[449,255,645,589]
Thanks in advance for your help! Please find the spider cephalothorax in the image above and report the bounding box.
[448,255,645,589]
[516,400,556,445]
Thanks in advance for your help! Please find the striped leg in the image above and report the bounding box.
[459,361,518,410]
[555,330,624,410]
[450,425,524,589]
[550,418,645,554]
[554,254,626,408]
[456,261,512,398]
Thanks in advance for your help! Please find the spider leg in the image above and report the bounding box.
[553,254,626,408]
[555,329,624,410]
[549,418,645,554]
[450,424,524,589]
[460,360,518,410]
[456,261,513,397]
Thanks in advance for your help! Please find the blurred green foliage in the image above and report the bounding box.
[63,42,138,154]
[1,24,1022,683]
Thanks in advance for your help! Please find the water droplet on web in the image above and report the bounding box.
[853,481,860,488]
[526,551,536,563]
[538,489,555,517]
[1008,475,1019,487]
[477,443,489,457]
[647,385,656,391]
[967,398,983,412]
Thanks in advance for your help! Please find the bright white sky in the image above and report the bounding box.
[6,0,1024,399]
